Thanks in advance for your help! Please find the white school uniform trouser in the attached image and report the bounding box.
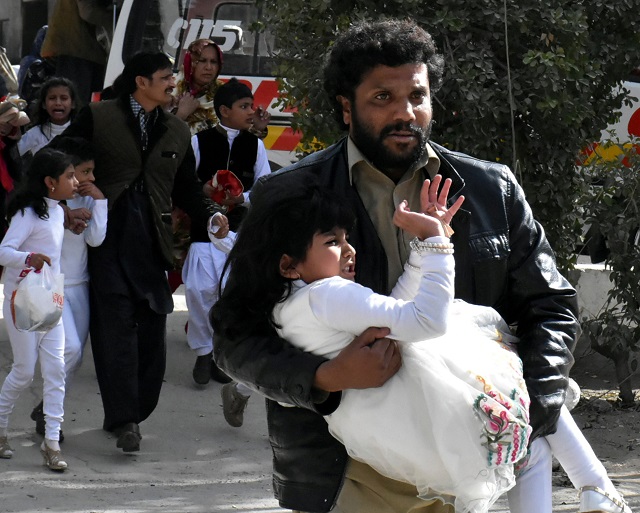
[546,405,616,494]
[182,242,227,356]
[0,299,65,440]
[507,437,553,513]
[507,405,616,512]
[62,283,90,387]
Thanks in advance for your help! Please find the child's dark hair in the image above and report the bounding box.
[31,76,79,128]
[48,136,95,167]
[7,147,73,221]
[211,179,355,341]
[213,78,253,119]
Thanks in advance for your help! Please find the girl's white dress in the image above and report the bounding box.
[273,244,531,513]
[17,121,70,156]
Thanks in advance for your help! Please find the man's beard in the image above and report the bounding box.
[350,108,432,174]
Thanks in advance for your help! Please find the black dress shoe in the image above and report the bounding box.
[210,358,232,384]
[193,352,212,385]
[115,422,141,452]
[31,401,64,442]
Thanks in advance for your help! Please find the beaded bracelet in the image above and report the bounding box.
[410,237,455,255]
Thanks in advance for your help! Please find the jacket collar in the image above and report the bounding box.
[429,141,466,203]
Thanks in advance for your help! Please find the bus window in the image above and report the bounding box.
[211,2,275,76]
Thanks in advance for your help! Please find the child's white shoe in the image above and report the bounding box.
[579,486,632,513]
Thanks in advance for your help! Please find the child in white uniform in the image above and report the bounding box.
[212,179,632,513]
[28,137,107,437]
[17,77,79,157]
[0,147,78,471]
[184,78,270,386]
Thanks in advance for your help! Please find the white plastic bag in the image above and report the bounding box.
[10,265,64,332]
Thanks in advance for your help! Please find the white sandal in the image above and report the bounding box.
[579,486,632,513]
[40,443,68,471]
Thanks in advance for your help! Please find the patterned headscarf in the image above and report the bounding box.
[183,39,224,95]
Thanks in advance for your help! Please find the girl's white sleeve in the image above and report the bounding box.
[390,236,451,301]
[0,211,34,268]
[83,198,108,247]
[16,127,38,156]
[309,250,455,342]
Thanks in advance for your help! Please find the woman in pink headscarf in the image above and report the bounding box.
[173,38,269,136]
[168,39,270,290]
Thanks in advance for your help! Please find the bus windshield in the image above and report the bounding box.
[111,0,276,78]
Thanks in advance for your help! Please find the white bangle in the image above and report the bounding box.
[410,237,454,255]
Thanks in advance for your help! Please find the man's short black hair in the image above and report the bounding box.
[323,18,445,130]
[112,52,173,98]
[214,78,253,119]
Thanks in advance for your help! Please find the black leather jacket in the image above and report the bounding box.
[214,138,580,512]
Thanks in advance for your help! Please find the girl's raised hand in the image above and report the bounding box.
[393,201,444,239]
[393,176,465,240]
[420,175,465,227]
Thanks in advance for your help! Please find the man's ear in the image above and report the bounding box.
[279,254,299,279]
[219,104,230,119]
[337,95,351,126]
[135,75,147,90]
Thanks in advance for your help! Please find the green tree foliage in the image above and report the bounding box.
[258,0,640,271]
[581,144,640,404]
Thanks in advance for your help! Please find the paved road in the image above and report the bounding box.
[0,286,637,512]
[0,286,279,513]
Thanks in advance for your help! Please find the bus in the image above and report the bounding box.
[105,0,302,169]
[580,68,640,166]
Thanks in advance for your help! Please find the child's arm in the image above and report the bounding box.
[82,198,108,248]
[390,237,449,301]
[207,213,236,253]
[304,177,464,345]
[207,214,236,253]
[305,249,454,346]
[0,210,48,269]
[391,176,465,301]
[75,183,107,246]
[62,205,91,235]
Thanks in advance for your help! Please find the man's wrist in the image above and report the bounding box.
[313,360,342,393]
